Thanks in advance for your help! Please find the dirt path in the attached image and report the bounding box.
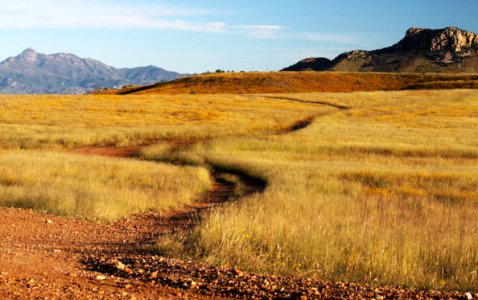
[0,144,266,299]
[2,133,477,298]
[264,96,350,110]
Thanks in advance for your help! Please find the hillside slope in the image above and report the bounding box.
[283,27,478,73]
[105,71,478,95]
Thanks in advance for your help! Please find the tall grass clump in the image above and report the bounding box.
[0,150,212,221]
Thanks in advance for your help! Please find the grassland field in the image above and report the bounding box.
[0,87,477,291]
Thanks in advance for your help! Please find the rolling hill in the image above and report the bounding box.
[104,71,478,95]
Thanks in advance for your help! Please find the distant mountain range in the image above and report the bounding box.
[283,27,478,73]
[0,49,185,94]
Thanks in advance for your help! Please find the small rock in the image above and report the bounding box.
[191,281,197,287]
[116,261,126,271]
[53,249,61,253]
[150,271,158,279]
[466,292,473,300]
[46,219,53,224]
[96,275,107,280]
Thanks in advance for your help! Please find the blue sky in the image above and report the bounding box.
[0,0,477,73]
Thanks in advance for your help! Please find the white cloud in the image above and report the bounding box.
[236,25,284,39]
[0,0,225,32]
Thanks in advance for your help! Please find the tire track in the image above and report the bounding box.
[263,95,350,110]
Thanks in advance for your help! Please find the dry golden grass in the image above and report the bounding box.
[1,88,477,290]
[143,89,478,290]
[106,72,478,95]
[0,94,327,149]
[0,93,328,221]
[0,150,212,221]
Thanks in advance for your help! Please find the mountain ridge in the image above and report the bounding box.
[282,27,478,73]
[0,49,185,94]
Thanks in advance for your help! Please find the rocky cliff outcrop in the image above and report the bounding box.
[283,27,478,73]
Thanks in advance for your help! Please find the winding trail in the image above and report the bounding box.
[71,143,267,240]
[2,108,476,298]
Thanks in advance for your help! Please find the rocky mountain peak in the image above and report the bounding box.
[0,49,186,94]
[18,48,39,62]
[398,27,478,53]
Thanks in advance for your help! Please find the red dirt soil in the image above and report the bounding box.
[0,145,230,299]
[0,207,192,299]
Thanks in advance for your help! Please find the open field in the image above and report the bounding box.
[0,94,329,149]
[0,89,477,294]
[141,90,478,290]
[0,92,325,220]
[104,71,478,95]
